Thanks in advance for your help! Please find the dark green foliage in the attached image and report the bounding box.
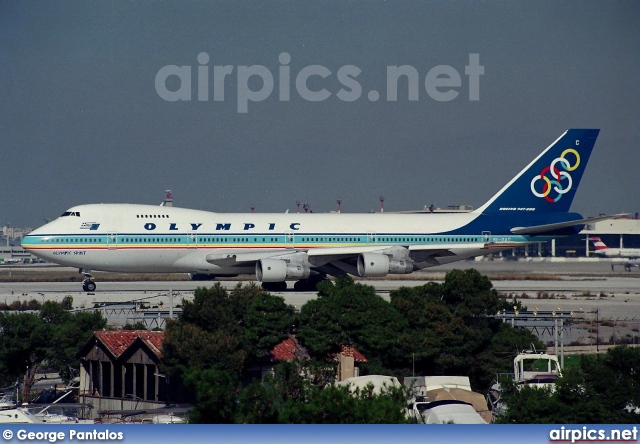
[0,300,41,311]
[497,297,527,313]
[471,322,542,389]
[163,283,252,374]
[0,311,45,385]
[297,277,407,372]
[42,308,107,382]
[497,346,640,424]
[60,296,73,310]
[169,270,543,422]
[234,362,411,424]
[390,270,541,389]
[242,291,295,362]
[236,378,280,423]
[441,269,500,317]
[162,283,297,400]
[183,366,241,424]
[0,302,106,398]
[280,383,410,424]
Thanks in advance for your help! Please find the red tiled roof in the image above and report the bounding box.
[329,345,368,363]
[269,336,367,363]
[270,335,309,361]
[94,330,164,359]
[351,348,368,363]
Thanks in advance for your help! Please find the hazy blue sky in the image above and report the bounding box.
[1,1,638,228]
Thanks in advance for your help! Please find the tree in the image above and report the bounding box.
[163,284,249,375]
[162,282,298,414]
[183,366,241,423]
[297,277,407,372]
[390,270,542,390]
[234,361,411,424]
[42,306,107,382]
[0,302,105,401]
[242,292,295,362]
[390,283,467,375]
[440,269,501,317]
[60,295,73,311]
[0,311,47,401]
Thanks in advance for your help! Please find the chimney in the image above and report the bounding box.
[338,344,355,381]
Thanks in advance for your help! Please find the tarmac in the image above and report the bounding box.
[0,258,638,336]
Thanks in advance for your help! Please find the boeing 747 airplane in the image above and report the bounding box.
[22,129,620,292]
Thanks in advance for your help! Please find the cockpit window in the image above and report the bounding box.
[60,211,81,217]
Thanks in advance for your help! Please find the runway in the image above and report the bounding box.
[0,258,638,323]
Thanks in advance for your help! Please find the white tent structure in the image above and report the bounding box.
[335,375,401,395]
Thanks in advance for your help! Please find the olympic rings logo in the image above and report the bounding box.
[530,148,580,203]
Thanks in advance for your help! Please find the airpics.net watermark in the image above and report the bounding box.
[155,52,484,113]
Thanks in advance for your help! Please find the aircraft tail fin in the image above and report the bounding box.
[589,236,609,250]
[475,129,600,214]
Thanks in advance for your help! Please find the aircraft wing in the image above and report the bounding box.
[206,249,296,266]
[510,214,628,236]
[205,241,539,268]
[206,246,395,266]
[306,246,395,257]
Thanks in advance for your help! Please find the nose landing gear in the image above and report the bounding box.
[80,270,96,292]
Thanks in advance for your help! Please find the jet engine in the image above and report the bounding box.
[256,258,311,282]
[357,253,413,277]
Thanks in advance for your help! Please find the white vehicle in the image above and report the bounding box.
[488,350,563,418]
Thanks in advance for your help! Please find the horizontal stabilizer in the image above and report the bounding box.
[510,214,628,235]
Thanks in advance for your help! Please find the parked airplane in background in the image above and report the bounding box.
[22,129,621,292]
[589,237,640,271]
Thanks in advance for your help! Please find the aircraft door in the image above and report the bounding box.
[187,232,197,249]
[367,232,377,244]
[107,232,118,250]
[285,232,295,248]
[482,231,492,243]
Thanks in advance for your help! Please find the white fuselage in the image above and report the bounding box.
[21,203,513,275]
[594,248,640,259]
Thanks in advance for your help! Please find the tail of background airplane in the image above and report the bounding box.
[589,237,609,251]
[475,129,600,215]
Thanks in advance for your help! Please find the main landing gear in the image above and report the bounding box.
[293,276,330,292]
[261,276,330,293]
[80,270,96,292]
[261,281,288,292]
